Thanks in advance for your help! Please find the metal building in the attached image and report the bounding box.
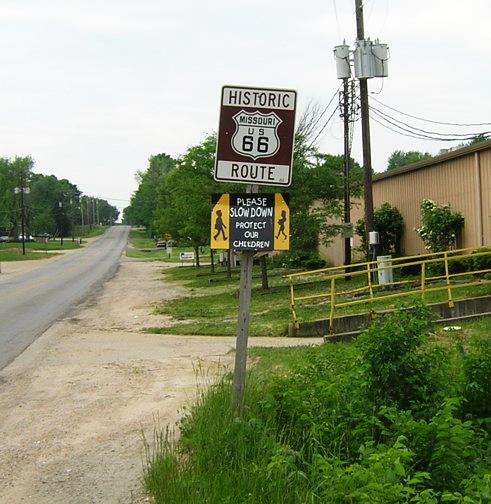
[319,140,491,265]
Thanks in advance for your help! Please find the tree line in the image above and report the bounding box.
[0,156,119,239]
[123,130,363,267]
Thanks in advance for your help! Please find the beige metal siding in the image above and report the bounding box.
[480,150,491,245]
[375,156,477,255]
[319,143,491,265]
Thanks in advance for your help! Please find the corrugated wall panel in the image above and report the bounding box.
[480,150,491,245]
[374,156,477,255]
[319,147,490,265]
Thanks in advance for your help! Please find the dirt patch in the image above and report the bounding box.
[0,257,322,503]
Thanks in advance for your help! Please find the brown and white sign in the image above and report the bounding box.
[215,85,297,186]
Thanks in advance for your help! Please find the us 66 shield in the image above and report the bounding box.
[215,85,297,187]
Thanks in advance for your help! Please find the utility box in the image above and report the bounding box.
[353,39,375,79]
[334,44,351,79]
[377,255,393,285]
[372,42,389,77]
[368,231,379,245]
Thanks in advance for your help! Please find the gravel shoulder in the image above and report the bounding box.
[0,256,322,503]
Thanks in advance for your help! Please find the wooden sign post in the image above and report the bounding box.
[214,85,296,415]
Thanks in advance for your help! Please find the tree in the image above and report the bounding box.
[278,141,362,267]
[415,199,464,252]
[30,174,81,237]
[465,133,489,146]
[153,136,226,267]
[0,156,34,236]
[387,150,433,171]
[355,203,404,256]
[123,153,175,235]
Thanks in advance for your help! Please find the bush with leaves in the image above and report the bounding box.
[357,304,448,411]
[355,202,404,256]
[462,335,491,420]
[471,246,491,273]
[415,199,464,252]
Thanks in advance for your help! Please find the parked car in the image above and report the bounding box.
[17,234,35,242]
[156,241,167,248]
[0,236,10,243]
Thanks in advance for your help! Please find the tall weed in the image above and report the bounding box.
[357,304,449,413]
[462,335,491,421]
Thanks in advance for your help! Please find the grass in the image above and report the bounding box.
[0,236,85,261]
[128,229,156,249]
[147,264,295,336]
[145,262,491,337]
[0,248,58,261]
[126,228,212,263]
[143,309,491,503]
[76,224,108,238]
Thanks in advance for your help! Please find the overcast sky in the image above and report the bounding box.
[1,0,490,215]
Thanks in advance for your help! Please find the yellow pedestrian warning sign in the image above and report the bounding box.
[273,193,289,251]
[211,193,289,251]
[211,193,230,249]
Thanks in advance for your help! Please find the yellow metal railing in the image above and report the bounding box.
[287,246,491,333]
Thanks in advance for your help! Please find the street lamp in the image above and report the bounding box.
[14,185,30,256]
[58,201,65,246]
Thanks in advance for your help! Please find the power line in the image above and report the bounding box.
[370,109,488,141]
[370,95,491,127]
[309,104,341,148]
[370,113,434,140]
[308,83,343,134]
[370,105,491,138]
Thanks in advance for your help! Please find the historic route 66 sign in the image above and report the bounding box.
[231,111,281,160]
[215,85,297,187]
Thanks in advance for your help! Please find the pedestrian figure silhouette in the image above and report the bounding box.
[276,210,287,240]
[214,209,227,240]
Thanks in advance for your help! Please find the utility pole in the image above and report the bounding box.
[58,201,64,246]
[92,198,96,228]
[355,0,375,257]
[80,199,85,236]
[14,172,29,256]
[70,198,75,241]
[342,78,352,277]
[20,180,26,256]
[96,199,100,225]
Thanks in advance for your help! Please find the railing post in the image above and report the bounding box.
[421,262,426,301]
[329,277,336,334]
[367,261,374,300]
[444,251,454,308]
[289,277,299,330]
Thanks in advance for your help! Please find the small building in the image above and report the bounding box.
[320,140,491,265]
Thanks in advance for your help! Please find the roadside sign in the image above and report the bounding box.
[215,85,297,187]
[210,193,289,251]
[179,252,195,260]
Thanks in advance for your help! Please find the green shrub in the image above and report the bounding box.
[415,199,464,253]
[447,256,472,274]
[311,436,432,503]
[357,304,444,411]
[269,251,327,270]
[471,247,491,272]
[462,335,491,420]
[355,202,404,256]
[377,399,483,494]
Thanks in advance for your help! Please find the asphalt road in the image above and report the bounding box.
[0,225,130,370]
